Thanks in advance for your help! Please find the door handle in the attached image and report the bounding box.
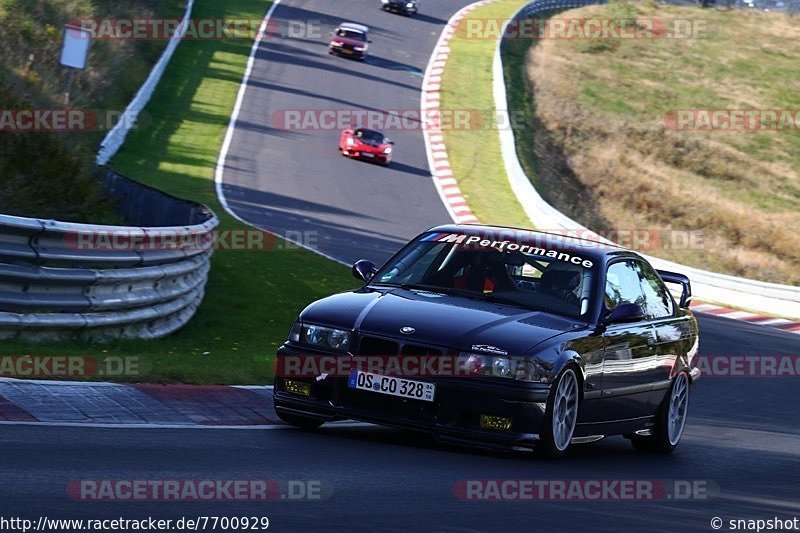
[647,337,656,350]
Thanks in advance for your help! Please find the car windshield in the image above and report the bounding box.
[373,231,597,319]
[336,28,367,41]
[355,129,385,144]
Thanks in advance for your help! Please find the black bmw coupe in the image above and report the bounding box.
[274,225,700,458]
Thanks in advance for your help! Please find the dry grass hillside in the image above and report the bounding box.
[522,1,800,284]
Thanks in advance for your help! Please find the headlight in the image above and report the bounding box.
[301,324,351,352]
[346,137,355,146]
[354,46,366,51]
[459,353,547,382]
[330,41,343,46]
[407,2,414,6]
[328,329,350,350]
[383,146,392,154]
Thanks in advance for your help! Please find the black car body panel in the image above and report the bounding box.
[381,0,419,15]
[274,224,700,452]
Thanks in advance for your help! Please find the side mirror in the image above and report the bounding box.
[604,303,645,324]
[352,259,377,283]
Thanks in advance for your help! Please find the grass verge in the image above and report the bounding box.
[1,0,355,384]
[440,0,532,229]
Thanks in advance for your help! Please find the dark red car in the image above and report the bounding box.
[339,128,394,166]
[328,23,370,61]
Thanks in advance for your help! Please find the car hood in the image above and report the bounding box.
[300,288,588,355]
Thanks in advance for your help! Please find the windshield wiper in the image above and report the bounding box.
[377,282,452,293]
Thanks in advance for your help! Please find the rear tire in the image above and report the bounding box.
[631,372,690,454]
[538,367,580,459]
[277,410,325,429]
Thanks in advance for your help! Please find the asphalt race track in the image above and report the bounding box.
[218,0,472,264]
[1,1,798,531]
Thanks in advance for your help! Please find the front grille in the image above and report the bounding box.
[359,336,398,355]
[357,335,443,357]
[401,344,441,356]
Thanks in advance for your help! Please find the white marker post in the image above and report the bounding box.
[59,24,92,104]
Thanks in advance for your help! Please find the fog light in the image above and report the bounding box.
[285,380,311,397]
[480,414,512,431]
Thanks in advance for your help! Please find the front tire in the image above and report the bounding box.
[631,372,690,453]
[538,367,579,458]
[276,410,325,429]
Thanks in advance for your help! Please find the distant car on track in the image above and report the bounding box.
[274,225,701,458]
[380,0,420,16]
[339,127,394,166]
[328,23,371,60]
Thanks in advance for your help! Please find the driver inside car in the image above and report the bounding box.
[451,251,517,293]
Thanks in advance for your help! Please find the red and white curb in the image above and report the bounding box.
[690,302,800,334]
[421,0,495,225]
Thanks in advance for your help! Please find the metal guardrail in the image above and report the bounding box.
[0,170,218,341]
[493,0,800,319]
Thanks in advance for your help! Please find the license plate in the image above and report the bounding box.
[348,369,435,402]
[361,152,375,158]
[341,49,353,54]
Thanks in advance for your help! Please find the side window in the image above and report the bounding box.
[605,261,646,311]
[638,261,674,319]
[605,260,674,319]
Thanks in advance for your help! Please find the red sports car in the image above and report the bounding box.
[339,128,394,166]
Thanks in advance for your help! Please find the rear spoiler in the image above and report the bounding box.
[657,270,692,309]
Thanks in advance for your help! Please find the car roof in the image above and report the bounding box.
[339,22,369,33]
[424,224,640,263]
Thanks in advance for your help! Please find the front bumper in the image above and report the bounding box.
[274,347,551,450]
[342,149,390,164]
[329,45,366,59]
